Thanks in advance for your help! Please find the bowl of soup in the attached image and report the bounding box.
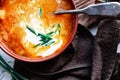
[0,0,78,62]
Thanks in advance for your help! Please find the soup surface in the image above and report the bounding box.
[0,0,75,58]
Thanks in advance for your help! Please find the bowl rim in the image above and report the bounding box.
[0,0,78,62]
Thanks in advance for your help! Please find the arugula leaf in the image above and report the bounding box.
[26,25,36,35]
[39,7,43,18]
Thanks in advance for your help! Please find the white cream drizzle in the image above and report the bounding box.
[56,0,62,3]
[37,38,63,57]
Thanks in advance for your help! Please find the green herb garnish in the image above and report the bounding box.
[38,33,52,41]
[0,55,28,80]
[57,23,61,34]
[26,26,54,47]
[47,23,61,36]
[46,31,55,37]
[44,40,55,46]
[34,40,55,47]
[26,25,36,35]
[37,33,52,46]
[26,23,61,47]
[33,43,41,48]
[39,7,43,18]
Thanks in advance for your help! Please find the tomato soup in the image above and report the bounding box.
[0,0,76,58]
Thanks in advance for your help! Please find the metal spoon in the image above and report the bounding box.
[55,2,120,19]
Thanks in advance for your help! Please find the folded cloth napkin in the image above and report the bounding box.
[92,19,120,80]
[14,0,120,80]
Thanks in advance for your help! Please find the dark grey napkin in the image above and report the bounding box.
[92,19,120,80]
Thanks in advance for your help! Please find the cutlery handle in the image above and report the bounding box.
[54,9,85,14]
[55,2,120,19]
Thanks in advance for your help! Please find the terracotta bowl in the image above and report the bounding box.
[0,0,78,62]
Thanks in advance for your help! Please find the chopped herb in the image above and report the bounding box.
[39,7,43,18]
[46,31,55,37]
[48,23,61,36]
[34,40,55,47]
[38,33,52,42]
[26,25,36,35]
[37,33,52,46]
[52,24,55,28]
[26,23,61,47]
[57,23,61,27]
[0,55,28,80]
[57,23,61,34]
[33,43,41,48]
[44,40,55,46]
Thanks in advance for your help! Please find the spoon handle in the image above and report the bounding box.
[55,2,120,19]
[55,9,85,14]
